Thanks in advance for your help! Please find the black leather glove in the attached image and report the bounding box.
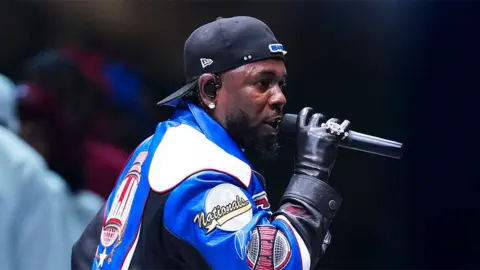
[294,107,350,182]
[276,107,349,266]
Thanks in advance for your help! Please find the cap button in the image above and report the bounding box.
[328,200,338,211]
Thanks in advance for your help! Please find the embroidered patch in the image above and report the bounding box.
[234,230,248,260]
[194,183,253,234]
[95,151,148,267]
[247,225,292,270]
[268,43,287,55]
[252,191,271,210]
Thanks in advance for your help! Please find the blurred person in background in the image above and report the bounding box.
[18,49,131,199]
[63,44,151,150]
[0,73,103,270]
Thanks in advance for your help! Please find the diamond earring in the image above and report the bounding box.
[208,102,215,109]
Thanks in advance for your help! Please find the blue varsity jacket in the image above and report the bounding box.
[71,102,342,270]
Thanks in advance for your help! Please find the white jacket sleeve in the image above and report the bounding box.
[0,129,103,270]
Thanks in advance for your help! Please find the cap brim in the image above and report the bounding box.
[156,79,198,107]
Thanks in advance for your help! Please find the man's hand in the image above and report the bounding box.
[275,107,349,266]
[294,107,350,182]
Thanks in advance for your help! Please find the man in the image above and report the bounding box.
[0,73,103,270]
[73,16,348,270]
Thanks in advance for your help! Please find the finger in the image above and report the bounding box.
[340,119,351,132]
[297,107,313,128]
[309,113,326,127]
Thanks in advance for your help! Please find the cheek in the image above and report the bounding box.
[221,90,244,112]
[241,88,267,113]
[221,86,265,122]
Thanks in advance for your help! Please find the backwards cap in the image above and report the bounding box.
[157,16,287,107]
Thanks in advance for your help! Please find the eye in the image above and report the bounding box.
[256,79,273,90]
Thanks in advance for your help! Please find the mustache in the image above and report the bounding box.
[267,112,283,119]
[267,108,284,119]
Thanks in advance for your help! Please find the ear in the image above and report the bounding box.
[197,73,221,109]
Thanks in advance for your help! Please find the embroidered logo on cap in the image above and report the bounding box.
[268,44,287,55]
[200,58,213,68]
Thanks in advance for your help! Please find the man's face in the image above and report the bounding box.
[214,58,287,157]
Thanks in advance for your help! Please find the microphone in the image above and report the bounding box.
[279,114,403,159]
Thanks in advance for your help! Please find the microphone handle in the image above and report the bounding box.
[280,114,403,159]
[341,131,403,159]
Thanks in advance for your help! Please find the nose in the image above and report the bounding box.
[269,85,287,112]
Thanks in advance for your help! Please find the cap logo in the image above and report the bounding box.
[268,44,287,55]
[200,58,213,68]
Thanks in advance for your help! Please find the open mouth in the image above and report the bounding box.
[265,119,281,130]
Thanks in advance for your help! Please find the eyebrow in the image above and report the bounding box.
[257,70,287,79]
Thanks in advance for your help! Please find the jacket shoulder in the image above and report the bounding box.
[148,124,252,193]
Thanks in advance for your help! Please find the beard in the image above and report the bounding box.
[225,109,280,161]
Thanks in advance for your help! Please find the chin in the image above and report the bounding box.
[225,112,279,160]
[244,133,280,161]
[262,144,281,161]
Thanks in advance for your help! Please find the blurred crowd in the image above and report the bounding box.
[0,44,155,270]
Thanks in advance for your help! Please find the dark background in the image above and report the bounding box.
[1,1,478,269]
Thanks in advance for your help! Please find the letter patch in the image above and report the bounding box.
[194,183,253,234]
[252,191,271,210]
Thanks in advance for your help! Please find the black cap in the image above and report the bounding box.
[157,16,287,107]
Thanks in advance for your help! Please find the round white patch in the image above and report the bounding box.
[204,183,253,232]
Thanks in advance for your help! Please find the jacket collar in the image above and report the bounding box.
[169,102,253,167]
